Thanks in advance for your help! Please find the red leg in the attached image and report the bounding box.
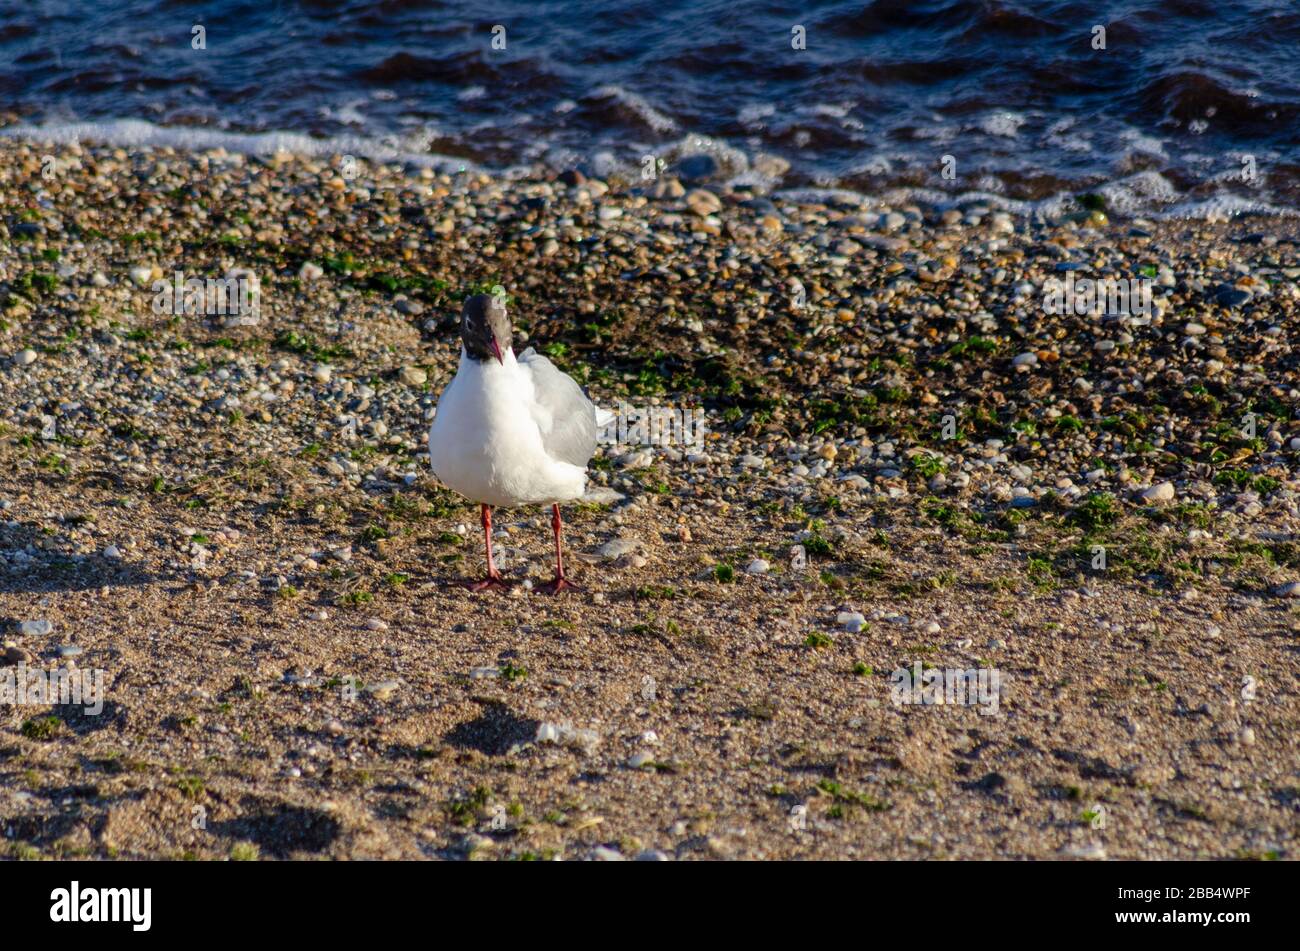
[464,504,512,592]
[540,503,581,594]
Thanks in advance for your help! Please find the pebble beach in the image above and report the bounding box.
[1,134,1299,860]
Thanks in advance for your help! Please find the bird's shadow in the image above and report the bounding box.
[207,796,343,859]
[443,701,540,757]
[0,522,156,594]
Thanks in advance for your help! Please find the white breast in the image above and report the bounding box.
[427,348,588,506]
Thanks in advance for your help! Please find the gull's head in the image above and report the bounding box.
[461,293,512,365]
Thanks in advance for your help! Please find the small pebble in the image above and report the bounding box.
[1141,482,1176,504]
[837,611,866,632]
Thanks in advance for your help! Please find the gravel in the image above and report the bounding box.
[0,134,1297,860]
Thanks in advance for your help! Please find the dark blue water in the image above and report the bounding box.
[2,0,1298,216]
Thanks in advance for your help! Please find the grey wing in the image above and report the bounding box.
[517,347,598,467]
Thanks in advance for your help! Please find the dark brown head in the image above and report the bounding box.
[460,293,512,364]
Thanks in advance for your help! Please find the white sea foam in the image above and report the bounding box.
[889,188,1043,217]
[1043,118,1093,154]
[807,102,855,119]
[910,122,959,143]
[876,177,1296,222]
[588,85,678,134]
[773,187,867,207]
[1118,127,1167,159]
[0,118,472,171]
[1095,170,1180,214]
[1162,194,1299,221]
[738,103,776,126]
[590,150,624,179]
[321,98,368,126]
[843,155,893,177]
[3,117,1292,221]
[666,133,751,176]
[978,110,1027,138]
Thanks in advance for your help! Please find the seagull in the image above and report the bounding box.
[428,293,601,594]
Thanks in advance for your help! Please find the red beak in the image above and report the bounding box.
[490,339,504,365]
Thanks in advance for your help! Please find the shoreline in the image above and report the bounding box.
[4,118,1298,223]
[1,137,1298,859]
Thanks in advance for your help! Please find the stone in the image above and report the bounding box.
[677,154,719,182]
[1141,482,1175,503]
[837,611,866,632]
[581,486,626,506]
[1213,283,1252,308]
[596,537,640,560]
[685,189,722,217]
[1060,842,1107,860]
[2,645,34,666]
[653,177,686,199]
